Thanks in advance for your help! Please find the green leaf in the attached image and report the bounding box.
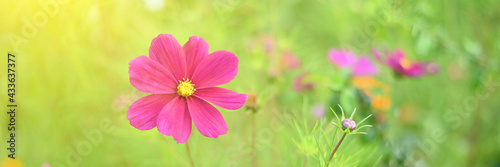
[293,119,304,137]
[357,114,372,126]
[330,107,341,125]
[338,104,345,120]
[349,108,357,120]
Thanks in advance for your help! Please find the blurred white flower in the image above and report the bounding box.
[144,0,164,11]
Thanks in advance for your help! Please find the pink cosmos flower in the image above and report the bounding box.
[127,34,248,143]
[328,49,378,76]
[372,49,439,77]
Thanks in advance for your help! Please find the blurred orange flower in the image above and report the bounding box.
[371,95,392,111]
[399,104,417,124]
[352,77,391,112]
[1,158,23,167]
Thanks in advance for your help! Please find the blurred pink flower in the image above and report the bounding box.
[112,94,133,111]
[372,49,439,77]
[128,34,248,143]
[264,36,275,55]
[328,49,378,76]
[42,162,51,167]
[293,73,316,92]
[311,104,326,119]
[282,51,301,70]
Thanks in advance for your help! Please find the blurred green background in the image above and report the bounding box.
[1,0,500,166]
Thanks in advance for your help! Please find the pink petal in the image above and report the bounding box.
[129,56,178,94]
[149,34,187,80]
[191,51,238,89]
[423,62,440,75]
[403,64,425,77]
[157,97,192,144]
[194,87,248,110]
[187,97,228,138]
[384,53,406,73]
[372,49,405,73]
[392,49,406,61]
[127,94,177,130]
[352,57,378,76]
[183,36,209,79]
[328,49,357,68]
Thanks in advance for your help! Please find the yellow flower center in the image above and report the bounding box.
[400,58,411,69]
[177,78,196,97]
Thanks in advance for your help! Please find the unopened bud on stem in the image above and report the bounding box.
[342,119,357,130]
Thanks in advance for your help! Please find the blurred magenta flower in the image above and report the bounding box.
[127,34,248,143]
[372,49,439,77]
[328,49,378,76]
[293,73,316,92]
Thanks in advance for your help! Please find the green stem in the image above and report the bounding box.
[186,142,195,167]
[252,113,257,167]
[303,155,308,167]
[326,133,347,167]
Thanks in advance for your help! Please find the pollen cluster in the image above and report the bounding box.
[400,58,411,69]
[177,78,196,97]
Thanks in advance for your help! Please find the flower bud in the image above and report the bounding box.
[342,119,357,130]
[246,92,258,113]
